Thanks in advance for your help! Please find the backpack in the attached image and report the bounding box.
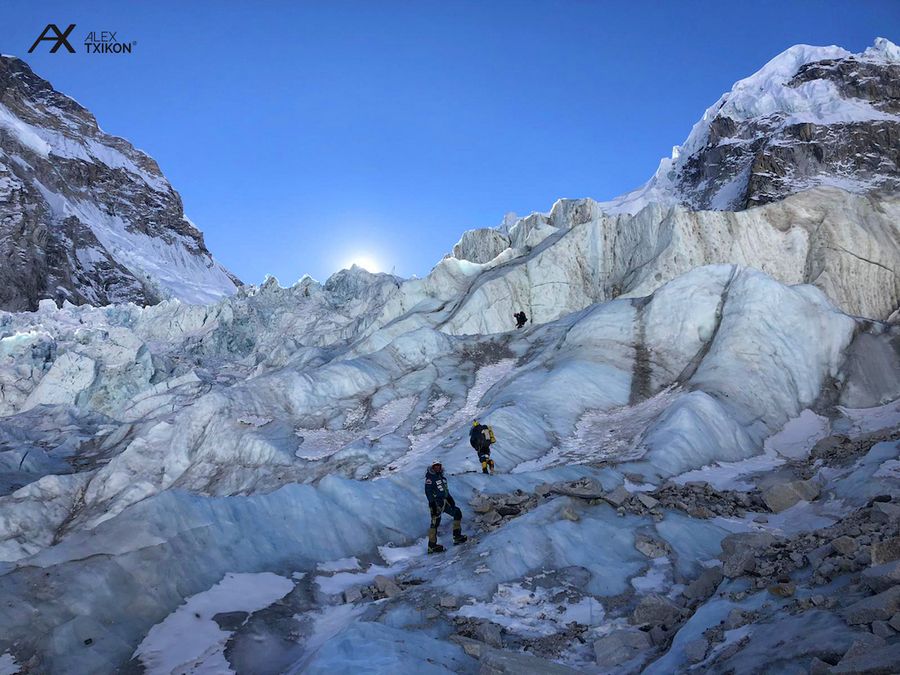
[469,424,483,449]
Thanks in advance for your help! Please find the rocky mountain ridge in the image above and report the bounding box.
[0,56,238,312]
[607,37,900,213]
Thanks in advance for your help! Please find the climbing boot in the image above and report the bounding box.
[453,533,468,545]
[428,542,446,554]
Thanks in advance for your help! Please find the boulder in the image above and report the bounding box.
[862,560,900,593]
[343,587,363,603]
[551,479,605,500]
[603,486,631,507]
[720,532,779,577]
[631,594,684,627]
[843,634,886,660]
[471,498,493,514]
[762,479,820,513]
[722,549,757,578]
[636,493,659,509]
[684,638,708,664]
[683,566,724,601]
[890,612,900,632]
[871,620,895,638]
[479,647,582,674]
[720,532,778,555]
[686,504,714,519]
[634,533,669,559]
[373,575,401,598]
[830,642,900,674]
[831,536,858,556]
[871,501,900,524]
[440,595,458,609]
[843,586,900,625]
[452,636,486,659]
[482,510,502,526]
[476,621,503,648]
[593,629,652,669]
[649,625,671,646]
[768,582,796,598]
[807,542,834,568]
[505,492,530,506]
[871,537,900,565]
[724,608,753,630]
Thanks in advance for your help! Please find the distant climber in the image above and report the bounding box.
[514,311,528,329]
[424,460,467,553]
[469,420,496,475]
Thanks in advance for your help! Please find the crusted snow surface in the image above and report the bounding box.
[315,556,361,573]
[0,653,19,675]
[513,387,681,473]
[671,409,831,490]
[133,572,294,675]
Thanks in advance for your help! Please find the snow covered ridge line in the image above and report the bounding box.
[0,55,239,311]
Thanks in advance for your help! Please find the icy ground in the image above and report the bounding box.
[0,246,898,674]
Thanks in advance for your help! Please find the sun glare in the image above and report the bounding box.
[343,255,381,273]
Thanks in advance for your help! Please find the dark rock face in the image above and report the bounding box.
[790,58,900,110]
[0,56,238,311]
[654,42,900,212]
[678,114,900,211]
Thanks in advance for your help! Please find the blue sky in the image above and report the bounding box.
[2,1,897,284]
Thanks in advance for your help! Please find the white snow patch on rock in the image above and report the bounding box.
[133,572,294,675]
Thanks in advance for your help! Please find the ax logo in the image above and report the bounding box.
[28,24,77,54]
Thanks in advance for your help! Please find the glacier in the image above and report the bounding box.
[0,240,897,672]
[0,36,898,675]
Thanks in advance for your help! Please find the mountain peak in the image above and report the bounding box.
[603,38,900,213]
[0,56,238,311]
[862,36,900,62]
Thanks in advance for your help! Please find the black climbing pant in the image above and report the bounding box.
[428,496,462,545]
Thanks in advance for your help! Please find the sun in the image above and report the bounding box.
[343,254,382,273]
